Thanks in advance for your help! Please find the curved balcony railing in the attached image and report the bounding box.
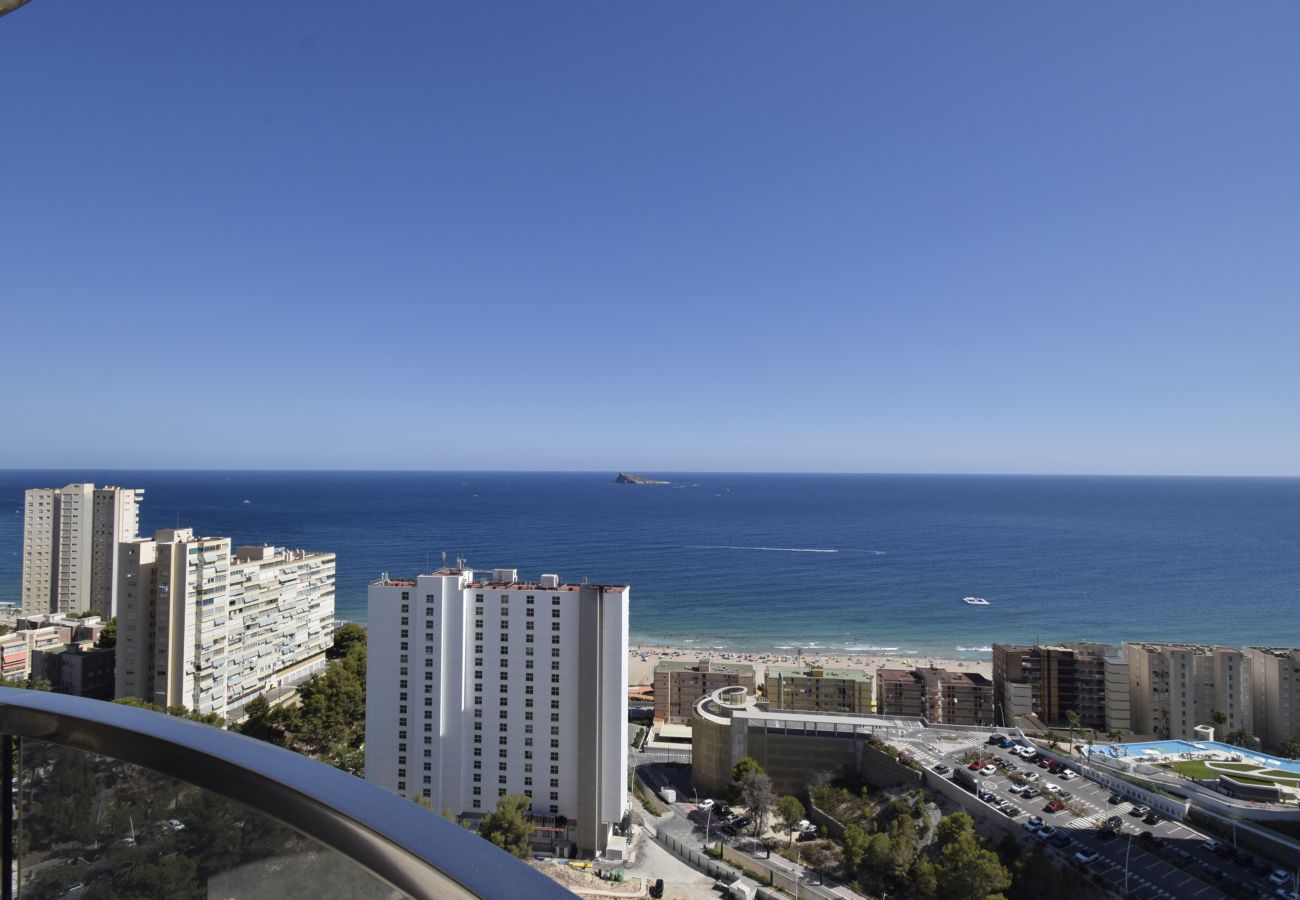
[0,688,574,899]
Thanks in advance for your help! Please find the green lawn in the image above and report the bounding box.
[1160,760,1300,787]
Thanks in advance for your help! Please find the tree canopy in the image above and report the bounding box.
[478,794,533,858]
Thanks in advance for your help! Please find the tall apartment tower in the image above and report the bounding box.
[1124,643,1252,740]
[22,484,144,616]
[992,642,1129,733]
[1244,647,1300,752]
[365,567,628,858]
[115,528,335,719]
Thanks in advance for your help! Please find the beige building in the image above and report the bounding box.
[115,528,335,719]
[877,666,994,726]
[1245,647,1300,752]
[653,659,756,725]
[22,484,143,616]
[765,665,873,714]
[1125,643,1252,740]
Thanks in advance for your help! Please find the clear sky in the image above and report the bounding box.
[3,2,1298,474]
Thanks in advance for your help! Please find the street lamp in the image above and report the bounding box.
[794,847,802,900]
[703,806,712,851]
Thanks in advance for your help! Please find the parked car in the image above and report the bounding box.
[1074,850,1099,865]
[1025,815,1044,830]
[1270,870,1292,887]
[1105,816,1123,830]
[1043,782,1061,794]
[1045,800,1065,813]
[968,760,984,771]
[698,799,715,811]
[649,878,665,899]
[1049,832,1071,848]
[1024,772,1040,782]
[932,763,950,775]
[987,734,1005,745]
[1060,770,1078,780]
[1058,791,1074,802]
[980,764,997,777]
[1008,783,1025,794]
[1036,826,1058,842]
[1130,805,1150,817]
[1143,812,1160,825]
[1108,793,1123,804]
[1021,788,1041,800]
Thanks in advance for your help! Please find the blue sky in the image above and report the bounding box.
[3,2,1298,474]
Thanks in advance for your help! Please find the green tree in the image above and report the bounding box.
[1277,737,1300,760]
[329,622,367,659]
[932,812,1011,900]
[776,795,805,844]
[1065,709,1081,749]
[731,756,763,783]
[841,822,869,872]
[1225,728,1260,750]
[97,616,117,648]
[1211,709,1228,733]
[912,855,939,900]
[478,794,533,858]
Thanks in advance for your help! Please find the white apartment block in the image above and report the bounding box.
[115,528,335,719]
[22,484,143,616]
[365,567,628,857]
[1125,642,1252,741]
[1245,647,1300,752]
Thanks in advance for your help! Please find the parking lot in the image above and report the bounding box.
[923,736,1297,900]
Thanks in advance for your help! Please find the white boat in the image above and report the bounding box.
[963,596,990,606]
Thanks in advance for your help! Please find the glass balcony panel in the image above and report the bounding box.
[16,738,401,899]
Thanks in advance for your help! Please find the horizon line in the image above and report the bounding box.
[1,467,1298,479]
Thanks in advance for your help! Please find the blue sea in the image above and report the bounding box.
[1,471,1298,659]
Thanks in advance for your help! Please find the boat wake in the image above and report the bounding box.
[703,545,838,553]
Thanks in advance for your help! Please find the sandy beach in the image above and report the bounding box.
[628,644,991,688]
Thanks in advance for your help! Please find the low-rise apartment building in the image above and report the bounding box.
[878,666,994,725]
[765,665,873,714]
[32,640,116,699]
[653,658,756,725]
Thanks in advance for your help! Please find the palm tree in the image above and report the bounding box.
[1065,709,1082,753]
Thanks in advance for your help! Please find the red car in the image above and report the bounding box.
[1045,799,1065,813]
[968,760,984,771]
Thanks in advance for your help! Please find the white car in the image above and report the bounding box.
[1043,783,1061,793]
[698,799,714,811]
[1036,826,1058,841]
[980,764,997,777]
[1271,870,1293,887]
[1074,850,1098,864]
[1060,770,1078,781]
[1024,772,1040,782]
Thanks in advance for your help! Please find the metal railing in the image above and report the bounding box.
[0,688,574,899]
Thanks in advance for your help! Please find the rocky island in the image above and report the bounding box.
[615,472,669,485]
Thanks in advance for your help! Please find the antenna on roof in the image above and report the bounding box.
[441,551,447,566]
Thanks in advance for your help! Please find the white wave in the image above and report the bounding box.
[955,646,994,653]
[703,545,839,553]
[843,646,901,652]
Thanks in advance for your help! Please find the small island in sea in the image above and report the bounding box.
[615,471,669,485]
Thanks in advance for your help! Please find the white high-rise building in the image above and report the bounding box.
[115,528,335,719]
[1125,642,1252,740]
[22,483,144,616]
[1245,647,1300,752]
[365,567,628,857]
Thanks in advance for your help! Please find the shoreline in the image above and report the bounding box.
[627,643,991,688]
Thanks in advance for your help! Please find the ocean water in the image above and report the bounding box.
[1,471,1298,659]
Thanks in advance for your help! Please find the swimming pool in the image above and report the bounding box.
[1090,740,1300,775]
